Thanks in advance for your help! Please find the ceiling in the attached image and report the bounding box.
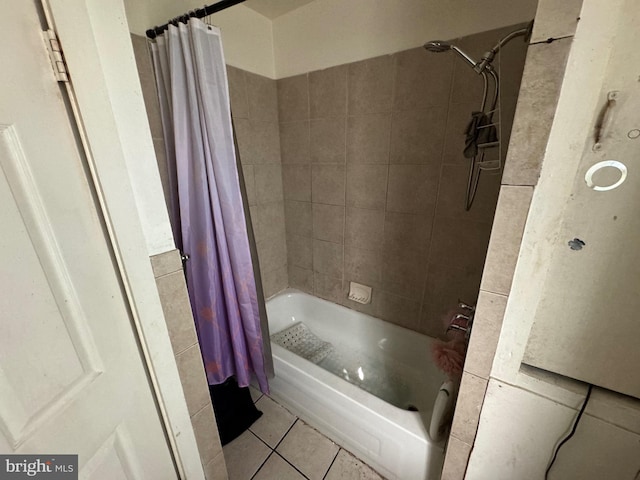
[243,0,316,19]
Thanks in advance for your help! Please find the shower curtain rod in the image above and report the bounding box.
[145,0,246,39]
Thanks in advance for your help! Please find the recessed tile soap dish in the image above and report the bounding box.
[348,281,372,305]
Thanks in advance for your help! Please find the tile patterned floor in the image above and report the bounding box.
[222,387,385,480]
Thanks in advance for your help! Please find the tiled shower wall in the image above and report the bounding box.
[226,68,289,298]
[277,25,528,337]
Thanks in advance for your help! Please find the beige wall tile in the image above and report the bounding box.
[262,264,288,298]
[499,38,529,100]
[233,118,253,165]
[441,435,472,480]
[176,345,211,416]
[430,217,492,272]
[204,452,228,480]
[381,254,428,301]
[255,164,284,204]
[254,202,286,243]
[309,65,347,119]
[442,100,479,166]
[312,203,345,244]
[233,119,281,165]
[448,27,514,105]
[313,239,343,277]
[436,165,501,223]
[277,74,309,122]
[346,164,388,210]
[282,165,311,202]
[344,246,382,289]
[386,164,439,214]
[383,211,433,259]
[451,372,488,444]
[390,107,448,165]
[498,94,520,150]
[348,55,394,115]
[312,165,346,205]
[450,59,486,107]
[344,207,384,252]
[156,271,198,355]
[310,118,346,164]
[285,200,313,237]
[192,404,222,465]
[287,234,313,269]
[480,185,533,295]
[280,121,310,164]
[346,114,391,164]
[314,272,344,304]
[246,72,279,123]
[289,265,314,293]
[393,47,454,111]
[465,291,508,379]
[242,164,257,206]
[530,0,583,43]
[502,38,572,186]
[257,234,288,273]
[375,291,421,331]
[150,249,182,278]
[227,65,248,119]
[248,121,282,165]
[421,263,483,338]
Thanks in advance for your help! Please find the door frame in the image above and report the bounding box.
[41,0,205,478]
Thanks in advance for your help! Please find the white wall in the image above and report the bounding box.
[124,0,537,80]
[273,0,538,78]
[123,0,275,78]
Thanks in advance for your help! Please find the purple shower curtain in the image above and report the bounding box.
[151,19,269,393]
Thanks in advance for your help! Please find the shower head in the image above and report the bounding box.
[423,40,452,53]
[423,40,479,70]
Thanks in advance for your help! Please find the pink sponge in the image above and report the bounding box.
[432,339,466,380]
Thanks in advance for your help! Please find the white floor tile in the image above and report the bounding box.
[253,453,306,480]
[325,449,385,480]
[249,385,263,403]
[250,396,296,448]
[222,431,270,480]
[276,421,339,480]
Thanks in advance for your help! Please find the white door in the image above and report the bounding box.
[0,1,177,478]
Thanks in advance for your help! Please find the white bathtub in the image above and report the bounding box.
[266,289,447,480]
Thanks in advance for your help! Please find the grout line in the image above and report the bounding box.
[172,339,200,358]
[249,429,273,452]
[249,450,274,480]
[529,34,574,46]
[273,418,298,452]
[341,70,348,302]
[322,448,341,480]
[276,451,311,480]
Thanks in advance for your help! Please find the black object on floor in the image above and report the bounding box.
[209,377,262,446]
